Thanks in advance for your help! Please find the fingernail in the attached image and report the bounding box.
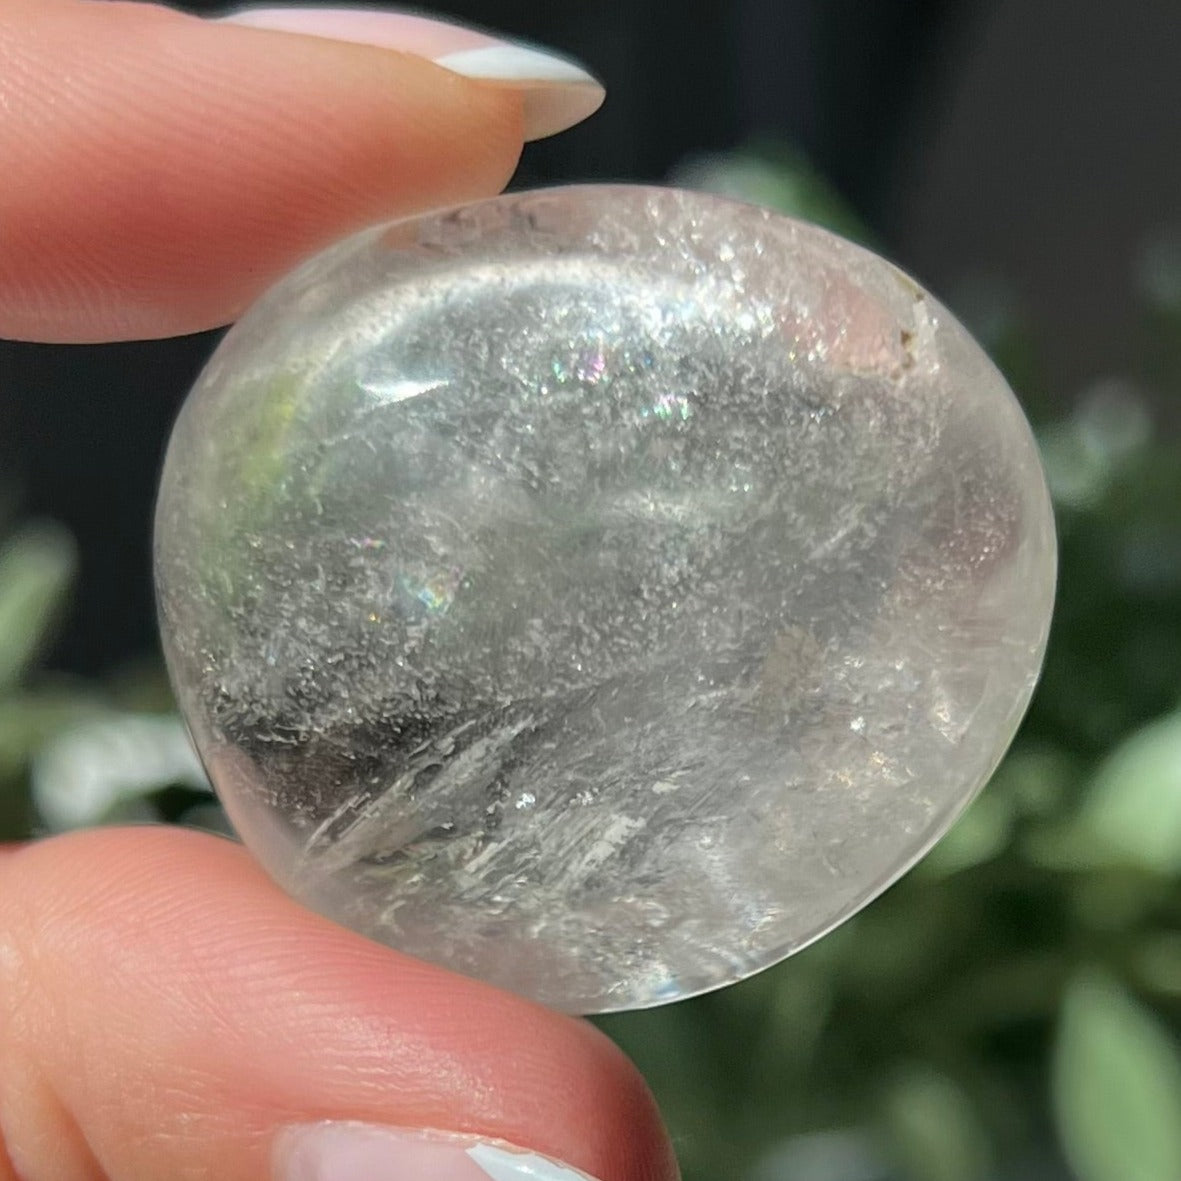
[217,7,605,141]
[275,1123,603,1181]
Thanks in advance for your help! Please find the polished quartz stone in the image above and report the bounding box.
[154,186,1056,1013]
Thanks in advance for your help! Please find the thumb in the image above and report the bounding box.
[0,827,679,1181]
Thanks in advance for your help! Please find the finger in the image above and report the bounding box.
[0,827,679,1181]
[0,2,597,343]
[219,6,605,142]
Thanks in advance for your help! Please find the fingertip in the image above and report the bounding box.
[0,827,679,1181]
[0,2,527,341]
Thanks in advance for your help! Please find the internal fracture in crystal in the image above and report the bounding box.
[154,186,1056,1013]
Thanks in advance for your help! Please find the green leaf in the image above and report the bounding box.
[668,142,870,243]
[881,1066,991,1181]
[1133,934,1181,999]
[0,523,77,690]
[0,686,109,780]
[988,743,1076,817]
[32,712,208,831]
[1068,869,1169,933]
[920,789,1014,876]
[1054,972,1181,1181]
[1077,712,1181,874]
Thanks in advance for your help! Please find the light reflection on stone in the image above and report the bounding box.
[154,186,1056,1013]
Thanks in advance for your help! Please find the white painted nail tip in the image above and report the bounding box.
[467,1141,598,1180]
[216,7,603,142]
[273,1122,604,1181]
[432,45,605,141]
[434,45,598,86]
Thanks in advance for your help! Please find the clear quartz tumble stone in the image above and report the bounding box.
[154,186,1056,1014]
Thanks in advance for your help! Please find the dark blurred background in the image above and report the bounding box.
[7,0,1181,677]
[2,3,1180,1180]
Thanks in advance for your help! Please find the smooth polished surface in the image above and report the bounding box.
[155,186,1056,1013]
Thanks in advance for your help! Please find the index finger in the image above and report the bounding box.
[0,2,598,343]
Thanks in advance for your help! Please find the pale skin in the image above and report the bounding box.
[0,3,680,1178]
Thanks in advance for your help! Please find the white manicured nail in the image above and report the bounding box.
[218,7,605,141]
[431,44,603,140]
[275,1122,604,1181]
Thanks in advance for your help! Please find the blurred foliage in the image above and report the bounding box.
[595,142,1181,1181]
[0,521,208,838]
[1,142,1179,1181]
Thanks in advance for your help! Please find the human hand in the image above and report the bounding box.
[0,7,679,1180]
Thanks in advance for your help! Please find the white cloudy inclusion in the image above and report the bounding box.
[154,186,1056,1013]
